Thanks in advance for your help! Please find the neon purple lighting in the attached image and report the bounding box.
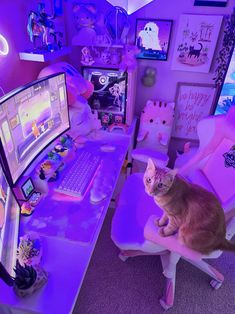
[106,0,154,15]
[0,34,9,56]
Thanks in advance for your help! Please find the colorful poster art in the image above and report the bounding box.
[171,14,223,73]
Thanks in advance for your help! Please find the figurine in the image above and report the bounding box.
[109,82,125,111]
[27,11,45,49]
[142,67,157,87]
[21,202,34,216]
[101,112,111,129]
[81,47,94,66]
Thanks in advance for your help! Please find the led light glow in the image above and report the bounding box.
[106,0,154,15]
[0,33,9,56]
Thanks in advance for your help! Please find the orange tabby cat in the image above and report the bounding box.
[143,158,235,254]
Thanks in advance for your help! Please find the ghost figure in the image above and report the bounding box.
[139,22,161,50]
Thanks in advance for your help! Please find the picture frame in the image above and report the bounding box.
[194,0,227,7]
[172,83,217,141]
[171,14,223,72]
[135,18,173,61]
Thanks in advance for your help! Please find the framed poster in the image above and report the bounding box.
[171,14,223,72]
[135,19,173,61]
[194,0,227,6]
[172,83,217,141]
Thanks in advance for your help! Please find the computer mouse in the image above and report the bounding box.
[100,144,116,152]
[90,189,107,203]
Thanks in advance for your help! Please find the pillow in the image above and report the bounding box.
[202,138,235,203]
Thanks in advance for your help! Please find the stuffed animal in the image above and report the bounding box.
[38,62,101,137]
[137,100,175,152]
[141,67,157,87]
[119,45,140,72]
[72,3,97,46]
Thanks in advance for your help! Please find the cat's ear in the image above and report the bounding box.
[146,158,156,171]
[168,168,178,181]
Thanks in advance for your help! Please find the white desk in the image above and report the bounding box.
[0,121,136,314]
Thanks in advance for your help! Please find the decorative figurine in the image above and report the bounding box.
[60,134,76,150]
[27,3,63,51]
[14,261,47,298]
[27,11,45,50]
[81,47,95,66]
[142,67,157,87]
[21,202,34,216]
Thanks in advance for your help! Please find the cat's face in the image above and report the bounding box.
[143,159,176,197]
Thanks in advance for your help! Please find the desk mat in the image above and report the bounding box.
[22,194,105,245]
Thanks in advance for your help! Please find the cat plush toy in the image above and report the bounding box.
[137,100,175,152]
[144,159,235,254]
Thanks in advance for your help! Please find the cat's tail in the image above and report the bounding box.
[217,238,235,252]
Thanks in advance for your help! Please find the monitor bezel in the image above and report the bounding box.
[0,72,71,186]
[0,157,21,280]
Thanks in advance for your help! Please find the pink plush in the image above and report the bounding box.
[119,45,140,72]
[38,62,94,106]
[137,100,175,148]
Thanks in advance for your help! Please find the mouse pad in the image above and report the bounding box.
[22,192,105,245]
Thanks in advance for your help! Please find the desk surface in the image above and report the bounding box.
[0,125,136,314]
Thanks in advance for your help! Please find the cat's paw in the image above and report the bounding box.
[154,218,161,227]
[155,218,167,227]
[158,227,166,237]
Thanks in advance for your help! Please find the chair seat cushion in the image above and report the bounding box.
[111,173,163,249]
[144,215,203,261]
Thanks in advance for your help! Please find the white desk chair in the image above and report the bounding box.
[111,107,235,310]
[131,100,175,172]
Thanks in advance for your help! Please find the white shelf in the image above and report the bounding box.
[19,47,71,62]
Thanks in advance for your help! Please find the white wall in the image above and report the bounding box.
[129,0,233,115]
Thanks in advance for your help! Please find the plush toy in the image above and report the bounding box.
[38,62,101,137]
[72,3,97,46]
[119,45,140,72]
[141,67,157,87]
[137,100,175,152]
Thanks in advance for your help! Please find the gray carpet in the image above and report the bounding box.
[73,208,235,314]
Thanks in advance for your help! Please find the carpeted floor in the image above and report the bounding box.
[73,208,235,314]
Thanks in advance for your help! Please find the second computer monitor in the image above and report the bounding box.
[0,73,70,185]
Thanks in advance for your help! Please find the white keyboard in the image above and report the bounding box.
[55,150,101,200]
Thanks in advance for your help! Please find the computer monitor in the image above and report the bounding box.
[0,160,20,280]
[0,73,70,185]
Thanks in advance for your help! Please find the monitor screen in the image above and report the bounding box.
[82,67,127,127]
[0,161,20,277]
[0,73,70,185]
[135,19,173,61]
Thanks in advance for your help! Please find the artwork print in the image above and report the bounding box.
[172,14,223,72]
[135,19,172,61]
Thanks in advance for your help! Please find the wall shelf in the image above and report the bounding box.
[19,46,71,62]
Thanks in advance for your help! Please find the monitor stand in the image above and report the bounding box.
[0,263,14,287]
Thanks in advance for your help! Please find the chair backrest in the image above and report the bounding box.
[179,107,235,208]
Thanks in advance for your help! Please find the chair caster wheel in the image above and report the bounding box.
[210,279,222,290]
[159,298,172,311]
[118,252,129,262]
